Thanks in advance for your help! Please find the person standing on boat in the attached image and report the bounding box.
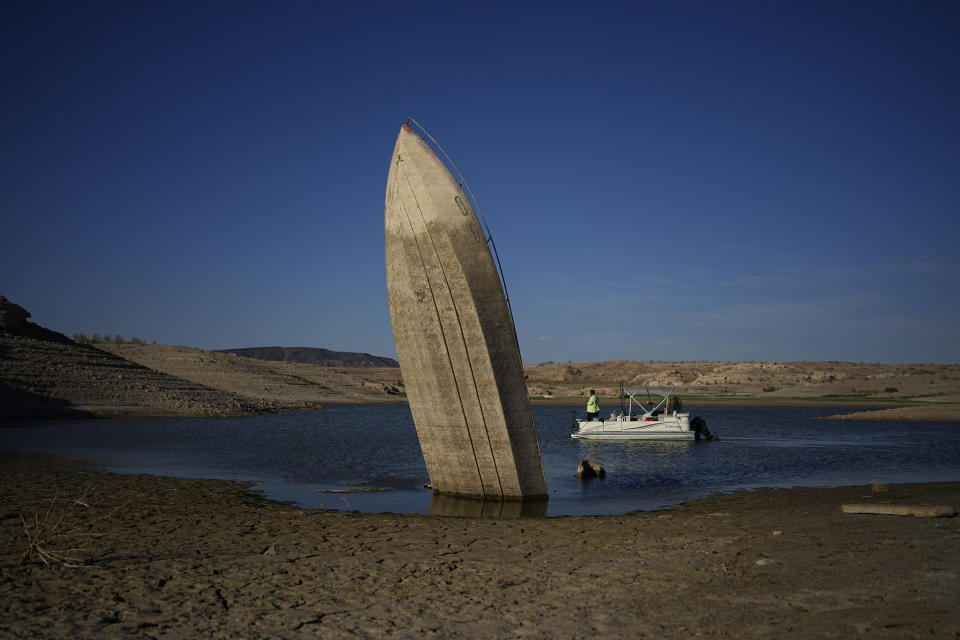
[586,390,600,421]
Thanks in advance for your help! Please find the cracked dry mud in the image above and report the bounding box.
[2,457,958,639]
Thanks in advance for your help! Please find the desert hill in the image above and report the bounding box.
[523,359,960,421]
[523,359,960,402]
[98,342,404,407]
[0,328,268,421]
[0,297,404,420]
[6,330,960,422]
[2,296,958,422]
[219,346,398,368]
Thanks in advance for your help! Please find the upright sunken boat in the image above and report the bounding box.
[384,119,547,500]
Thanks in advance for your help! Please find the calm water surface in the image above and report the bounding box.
[2,405,958,516]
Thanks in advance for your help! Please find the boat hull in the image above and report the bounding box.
[572,415,695,441]
[384,123,547,500]
[572,429,695,441]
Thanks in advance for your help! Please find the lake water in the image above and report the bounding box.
[2,405,958,517]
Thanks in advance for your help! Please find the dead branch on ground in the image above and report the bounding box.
[17,484,123,567]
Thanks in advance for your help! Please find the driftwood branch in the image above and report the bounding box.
[18,484,124,567]
[842,504,955,518]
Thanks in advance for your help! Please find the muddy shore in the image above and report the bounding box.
[2,454,958,639]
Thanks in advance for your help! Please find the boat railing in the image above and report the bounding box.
[404,117,518,340]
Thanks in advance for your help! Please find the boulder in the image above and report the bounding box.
[576,459,605,479]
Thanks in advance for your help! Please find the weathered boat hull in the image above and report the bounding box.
[384,123,547,500]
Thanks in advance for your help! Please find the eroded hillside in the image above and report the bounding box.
[523,359,960,402]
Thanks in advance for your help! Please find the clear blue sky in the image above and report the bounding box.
[3,1,958,364]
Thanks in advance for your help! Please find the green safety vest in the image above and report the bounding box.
[587,395,599,413]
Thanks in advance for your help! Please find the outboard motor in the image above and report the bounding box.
[691,416,718,441]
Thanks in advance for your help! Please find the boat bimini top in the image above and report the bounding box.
[617,385,678,420]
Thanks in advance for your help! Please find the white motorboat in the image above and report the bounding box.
[571,385,715,441]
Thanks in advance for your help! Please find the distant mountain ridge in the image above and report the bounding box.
[219,346,398,368]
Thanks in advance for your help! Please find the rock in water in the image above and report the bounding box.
[384,122,547,500]
[577,460,605,479]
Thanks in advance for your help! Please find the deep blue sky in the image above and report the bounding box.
[3,1,958,364]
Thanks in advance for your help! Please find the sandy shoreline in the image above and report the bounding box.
[2,455,958,638]
[817,403,960,422]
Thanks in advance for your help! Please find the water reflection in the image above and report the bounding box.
[1,404,958,517]
[428,493,549,518]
